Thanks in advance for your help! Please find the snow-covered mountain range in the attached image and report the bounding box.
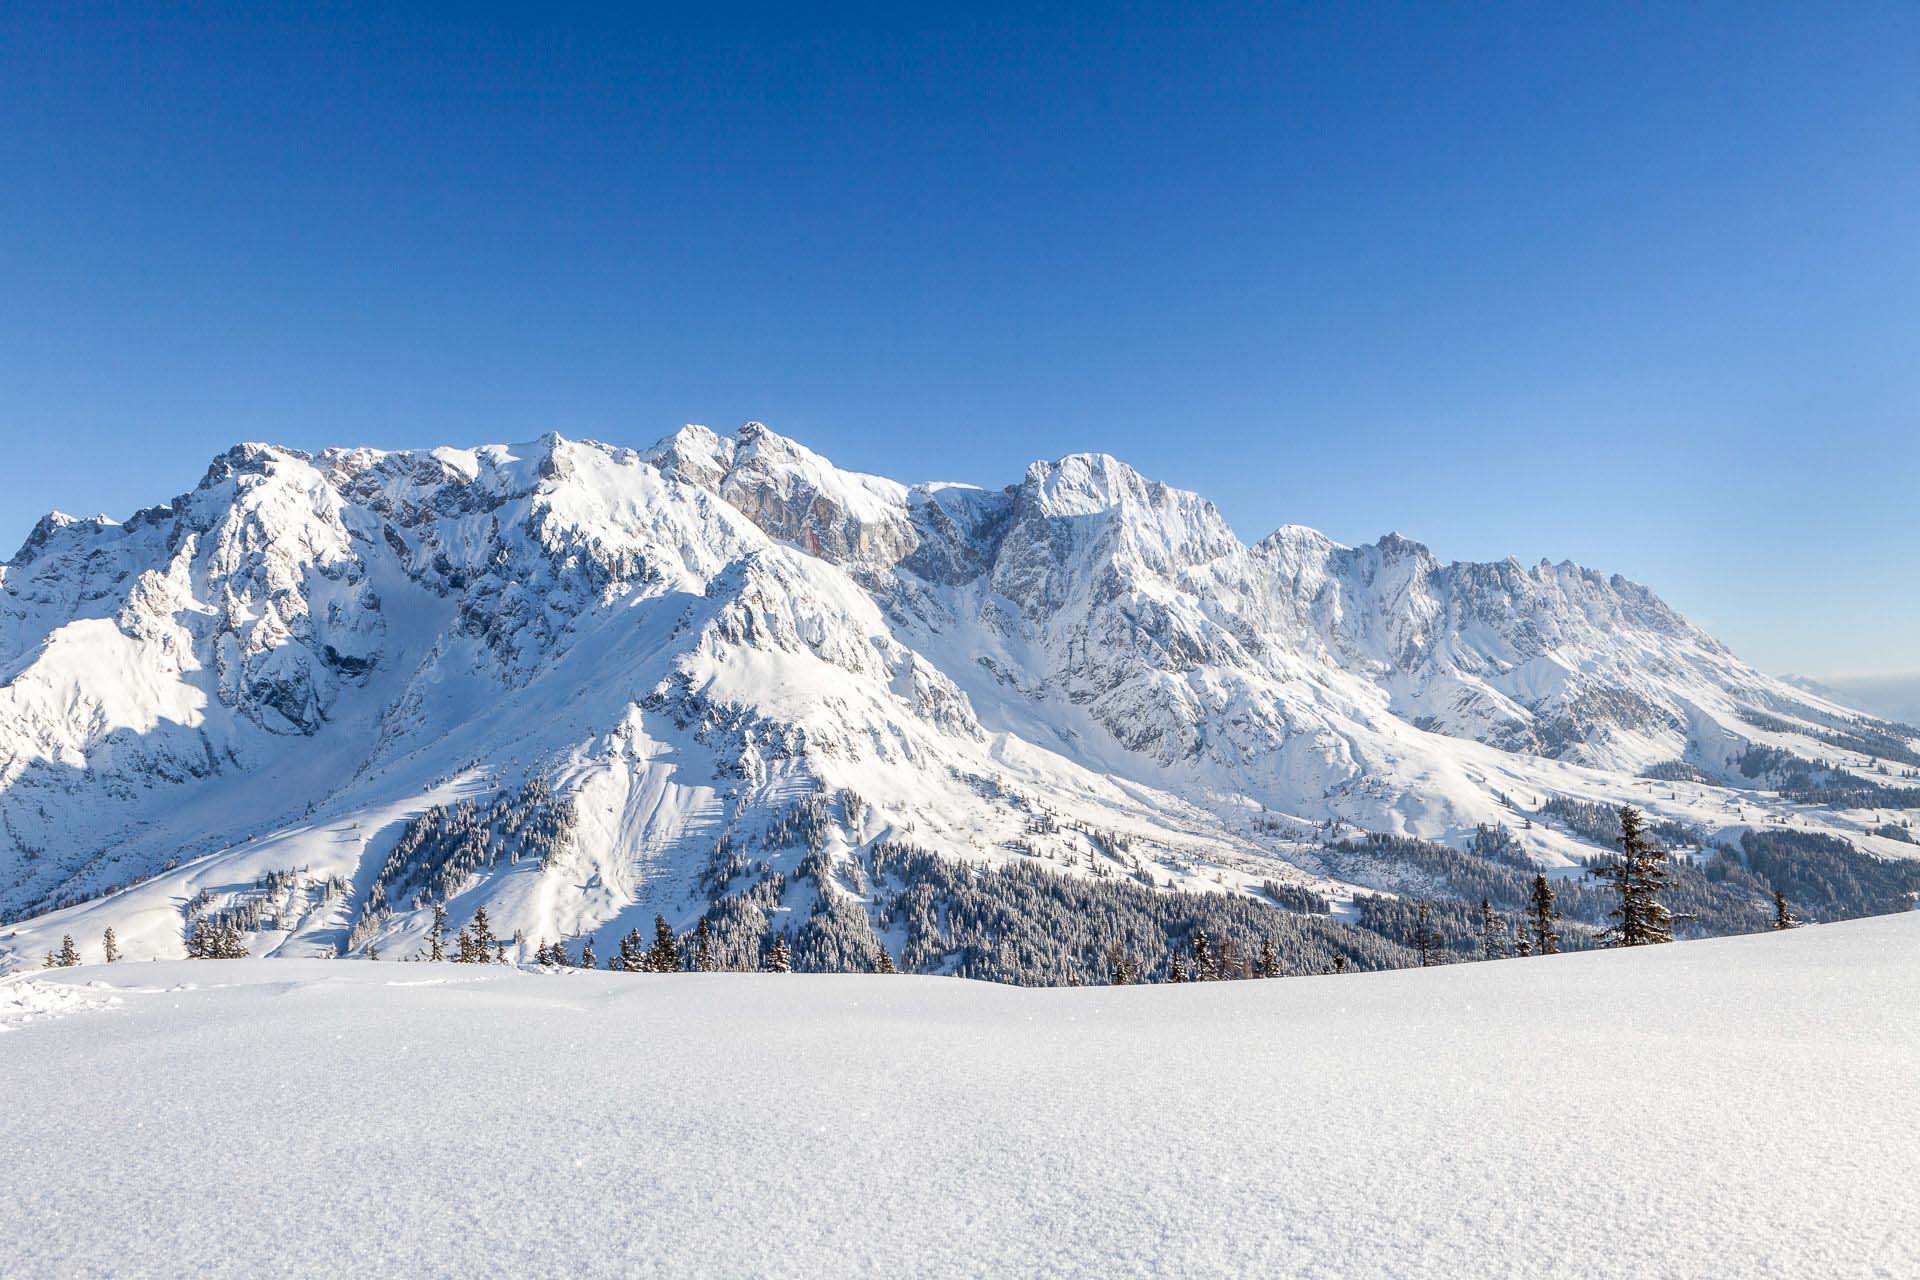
[3,424,1915,971]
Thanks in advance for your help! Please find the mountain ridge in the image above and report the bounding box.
[2,422,1914,973]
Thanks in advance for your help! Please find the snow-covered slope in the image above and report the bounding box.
[2,424,1915,970]
[5,914,1917,1278]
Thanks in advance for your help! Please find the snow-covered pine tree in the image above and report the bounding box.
[429,902,447,963]
[1105,942,1131,985]
[1167,953,1187,982]
[645,915,680,973]
[1256,936,1279,979]
[494,941,507,964]
[469,905,497,958]
[101,927,121,963]
[454,926,477,963]
[1479,898,1502,961]
[874,945,897,975]
[1191,927,1217,981]
[1413,904,1440,967]
[1594,805,1675,947]
[1528,874,1560,955]
[765,932,792,973]
[1773,890,1800,930]
[579,937,596,970]
[694,919,718,972]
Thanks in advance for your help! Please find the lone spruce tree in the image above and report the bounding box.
[1528,874,1560,955]
[1479,898,1502,960]
[1413,904,1440,967]
[102,927,121,963]
[468,906,496,959]
[1773,890,1800,930]
[1594,805,1675,947]
[429,902,447,963]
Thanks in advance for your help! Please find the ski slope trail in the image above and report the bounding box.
[3,914,1915,1278]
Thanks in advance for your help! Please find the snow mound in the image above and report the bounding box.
[0,974,123,1033]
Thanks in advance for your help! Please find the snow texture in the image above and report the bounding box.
[2,914,1915,1278]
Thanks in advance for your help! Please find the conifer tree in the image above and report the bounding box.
[579,937,596,970]
[494,941,507,964]
[1594,806,1675,947]
[1331,953,1349,974]
[1105,942,1132,985]
[1168,953,1187,982]
[694,919,718,972]
[765,932,792,973]
[1528,874,1560,955]
[454,926,477,964]
[1479,898,1502,961]
[1413,904,1440,967]
[874,945,897,975]
[429,902,447,963]
[468,905,496,958]
[102,927,121,963]
[645,915,680,973]
[1256,936,1279,979]
[206,923,247,959]
[1191,927,1217,981]
[1773,890,1800,930]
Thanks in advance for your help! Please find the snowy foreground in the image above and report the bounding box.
[4,918,1918,1279]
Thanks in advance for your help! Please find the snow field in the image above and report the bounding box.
[2,913,1916,1278]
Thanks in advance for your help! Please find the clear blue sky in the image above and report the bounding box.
[3,2,1916,675]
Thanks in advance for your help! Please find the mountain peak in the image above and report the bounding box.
[7,510,117,567]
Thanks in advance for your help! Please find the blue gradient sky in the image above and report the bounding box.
[3,2,1916,674]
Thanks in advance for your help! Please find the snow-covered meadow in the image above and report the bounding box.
[4,914,1915,1278]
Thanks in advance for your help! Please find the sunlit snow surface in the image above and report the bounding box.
[4,915,1916,1278]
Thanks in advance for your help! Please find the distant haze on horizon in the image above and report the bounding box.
[2,3,1915,677]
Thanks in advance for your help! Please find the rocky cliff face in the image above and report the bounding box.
[1,423,1907,967]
